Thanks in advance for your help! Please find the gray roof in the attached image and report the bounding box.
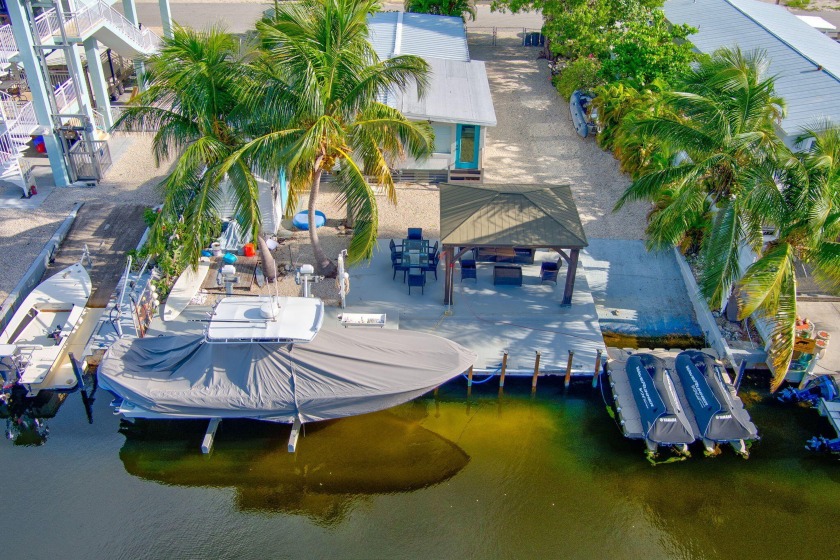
[384,58,497,126]
[367,12,469,61]
[664,0,840,136]
[440,184,588,249]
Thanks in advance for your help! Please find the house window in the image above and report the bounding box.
[432,123,452,154]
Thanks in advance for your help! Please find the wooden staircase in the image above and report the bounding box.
[447,168,484,184]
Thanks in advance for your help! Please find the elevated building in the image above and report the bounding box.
[0,0,172,194]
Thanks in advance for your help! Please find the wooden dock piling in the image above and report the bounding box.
[467,366,474,397]
[531,351,541,392]
[564,350,574,390]
[592,349,602,389]
[499,351,508,389]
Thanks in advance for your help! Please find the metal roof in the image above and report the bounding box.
[384,58,497,126]
[664,0,840,137]
[367,12,469,61]
[440,184,588,249]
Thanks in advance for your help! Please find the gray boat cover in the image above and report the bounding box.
[675,351,758,442]
[626,355,696,445]
[99,329,476,423]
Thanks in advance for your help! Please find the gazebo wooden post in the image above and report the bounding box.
[444,246,455,306]
[562,248,580,305]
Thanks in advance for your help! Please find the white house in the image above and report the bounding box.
[368,12,497,183]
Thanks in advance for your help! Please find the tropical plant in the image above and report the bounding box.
[113,25,257,268]
[553,56,602,99]
[598,10,695,85]
[224,0,434,277]
[735,122,840,389]
[591,78,674,177]
[405,0,477,21]
[614,48,797,381]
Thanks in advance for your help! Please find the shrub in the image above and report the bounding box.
[553,57,602,100]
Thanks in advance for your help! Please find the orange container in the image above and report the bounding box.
[243,243,256,257]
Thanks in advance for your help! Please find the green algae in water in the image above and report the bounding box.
[602,332,708,349]
[2,379,839,559]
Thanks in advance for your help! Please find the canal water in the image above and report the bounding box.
[2,377,838,559]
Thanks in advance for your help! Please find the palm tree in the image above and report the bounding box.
[114,25,261,267]
[736,122,840,389]
[224,0,433,276]
[615,47,787,309]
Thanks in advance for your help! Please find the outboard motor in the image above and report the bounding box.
[778,375,839,405]
[806,436,840,454]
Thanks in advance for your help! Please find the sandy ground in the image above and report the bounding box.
[0,33,649,306]
[476,45,648,240]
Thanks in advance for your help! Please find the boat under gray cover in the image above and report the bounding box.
[99,328,476,423]
[626,355,696,445]
[674,351,758,442]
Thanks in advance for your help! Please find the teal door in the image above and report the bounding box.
[455,124,480,169]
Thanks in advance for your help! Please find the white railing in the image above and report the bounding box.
[62,1,160,52]
[0,25,17,65]
[54,78,78,114]
[33,8,61,41]
[92,109,107,131]
[0,92,38,137]
[0,0,160,68]
[0,131,21,164]
[49,71,71,89]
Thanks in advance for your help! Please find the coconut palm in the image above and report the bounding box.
[736,122,840,389]
[224,0,433,276]
[114,25,260,267]
[615,47,787,309]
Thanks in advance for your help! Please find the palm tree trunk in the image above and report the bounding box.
[309,167,338,278]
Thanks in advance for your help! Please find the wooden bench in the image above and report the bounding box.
[493,265,523,286]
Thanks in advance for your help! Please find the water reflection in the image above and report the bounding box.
[119,408,469,525]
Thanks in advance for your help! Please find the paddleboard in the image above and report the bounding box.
[163,261,211,322]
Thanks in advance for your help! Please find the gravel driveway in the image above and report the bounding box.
[475,45,649,241]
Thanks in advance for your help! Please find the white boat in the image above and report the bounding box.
[0,263,92,396]
[99,294,476,452]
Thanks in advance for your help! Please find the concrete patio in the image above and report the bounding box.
[339,240,606,375]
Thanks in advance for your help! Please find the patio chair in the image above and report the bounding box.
[427,241,439,259]
[423,253,440,280]
[408,270,426,294]
[540,259,562,284]
[407,227,423,241]
[461,259,477,282]
[389,239,403,255]
[392,256,410,281]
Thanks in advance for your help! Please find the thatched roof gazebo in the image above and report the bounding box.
[439,183,588,306]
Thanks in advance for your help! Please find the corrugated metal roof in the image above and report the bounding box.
[385,58,496,126]
[367,11,399,60]
[367,12,469,62]
[664,0,840,136]
[440,184,588,248]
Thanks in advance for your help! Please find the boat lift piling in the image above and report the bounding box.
[68,352,93,424]
[201,418,221,454]
[466,366,474,397]
[288,417,303,452]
